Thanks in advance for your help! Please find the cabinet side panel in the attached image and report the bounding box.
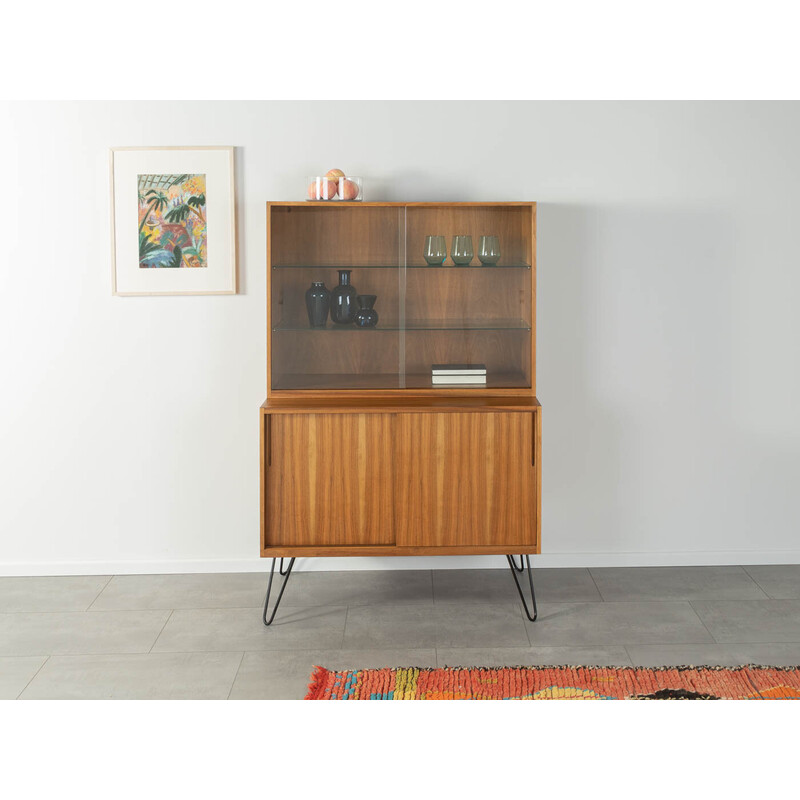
[264,413,395,548]
[535,406,542,553]
[396,412,536,548]
[530,203,537,396]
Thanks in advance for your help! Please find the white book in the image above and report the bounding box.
[431,363,487,375]
[431,375,487,385]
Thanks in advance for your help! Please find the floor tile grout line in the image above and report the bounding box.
[587,569,606,601]
[698,639,800,646]
[622,646,637,668]
[85,575,115,611]
[5,649,288,659]
[148,609,174,654]
[519,599,534,647]
[740,565,777,599]
[687,600,723,644]
[225,652,246,700]
[11,640,753,659]
[15,655,51,700]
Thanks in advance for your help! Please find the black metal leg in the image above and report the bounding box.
[263,557,295,626]
[507,554,537,622]
[508,554,524,573]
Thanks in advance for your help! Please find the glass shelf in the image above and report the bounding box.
[271,372,530,392]
[273,318,531,332]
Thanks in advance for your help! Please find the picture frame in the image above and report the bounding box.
[110,146,237,295]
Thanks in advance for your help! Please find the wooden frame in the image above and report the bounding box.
[261,202,540,559]
[110,146,237,296]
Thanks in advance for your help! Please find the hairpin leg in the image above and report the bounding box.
[507,554,537,622]
[508,555,524,573]
[263,557,295,626]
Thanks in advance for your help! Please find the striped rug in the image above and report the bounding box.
[305,664,800,700]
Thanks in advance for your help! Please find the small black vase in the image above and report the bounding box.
[354,295,378,328]
[305,281,330,327]
[330,269,358,325]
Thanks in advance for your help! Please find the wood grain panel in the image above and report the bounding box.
[395,412,536,548]
[534,406,542,547]
[262,545,540,557]
[404,330,530,387]
[264,414,395,547]
[405,206,532,267]
[270,205,402,266]
[271,333,402,389]
[272,267,402,328]
[404,267,531,323]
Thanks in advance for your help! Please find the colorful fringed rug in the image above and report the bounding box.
[305,664,800,700]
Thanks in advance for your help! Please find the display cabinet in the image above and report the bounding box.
[261,202,541,624]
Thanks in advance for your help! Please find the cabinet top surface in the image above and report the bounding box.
[268,201,537,208]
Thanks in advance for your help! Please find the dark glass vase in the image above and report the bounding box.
[330,269,358,324]
[354,295,378,328]
[305,281,330,327]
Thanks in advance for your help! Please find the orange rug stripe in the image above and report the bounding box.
[305,664,800,700]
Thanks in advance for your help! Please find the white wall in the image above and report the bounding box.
[2,101,800,575]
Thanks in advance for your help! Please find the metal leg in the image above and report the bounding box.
[263,557,295,626]
[507,554,537,622]
[508,554,524,573]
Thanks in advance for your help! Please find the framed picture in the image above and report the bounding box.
[110,146,236,295]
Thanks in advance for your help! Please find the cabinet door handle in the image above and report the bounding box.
[266,416,272,467]
[531,412,536,466]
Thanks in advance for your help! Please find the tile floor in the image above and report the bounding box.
[1,565,799,699]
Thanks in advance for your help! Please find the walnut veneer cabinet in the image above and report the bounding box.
[260,202,541,623]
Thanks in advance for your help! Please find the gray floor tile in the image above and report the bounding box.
[151,606,347,653]
[89,572,267,611]
[19,652,243,700]
[90,573,268,610]
[6,567,798,699]
[590,566,767,602]
[343,604,530,651]
[343,605,438,649]
[0,576,111,612]
[280,570,433,606]
[691,599,800,643]
[229,648,437,700]
[436,646,632,668]
[0,656,48,699]
[523,602,714,646]
[432,604,531,648]
[626,642,800,668]
[529,568,604,603]
[0,610,171,656]
[433,568,601,604]
[743,565,800,599]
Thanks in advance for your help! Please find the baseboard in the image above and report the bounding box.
[2,550,800,576]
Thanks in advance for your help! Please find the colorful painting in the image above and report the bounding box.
[137,174,207,268]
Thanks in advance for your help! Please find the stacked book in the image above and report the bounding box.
[431,363,487,385]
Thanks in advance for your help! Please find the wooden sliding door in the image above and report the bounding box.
[395,412,537,549]
[263,413,395,548]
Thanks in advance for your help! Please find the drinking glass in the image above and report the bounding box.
[478,235,501,265]
[424,235,447,265]
[451,235,474,266]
